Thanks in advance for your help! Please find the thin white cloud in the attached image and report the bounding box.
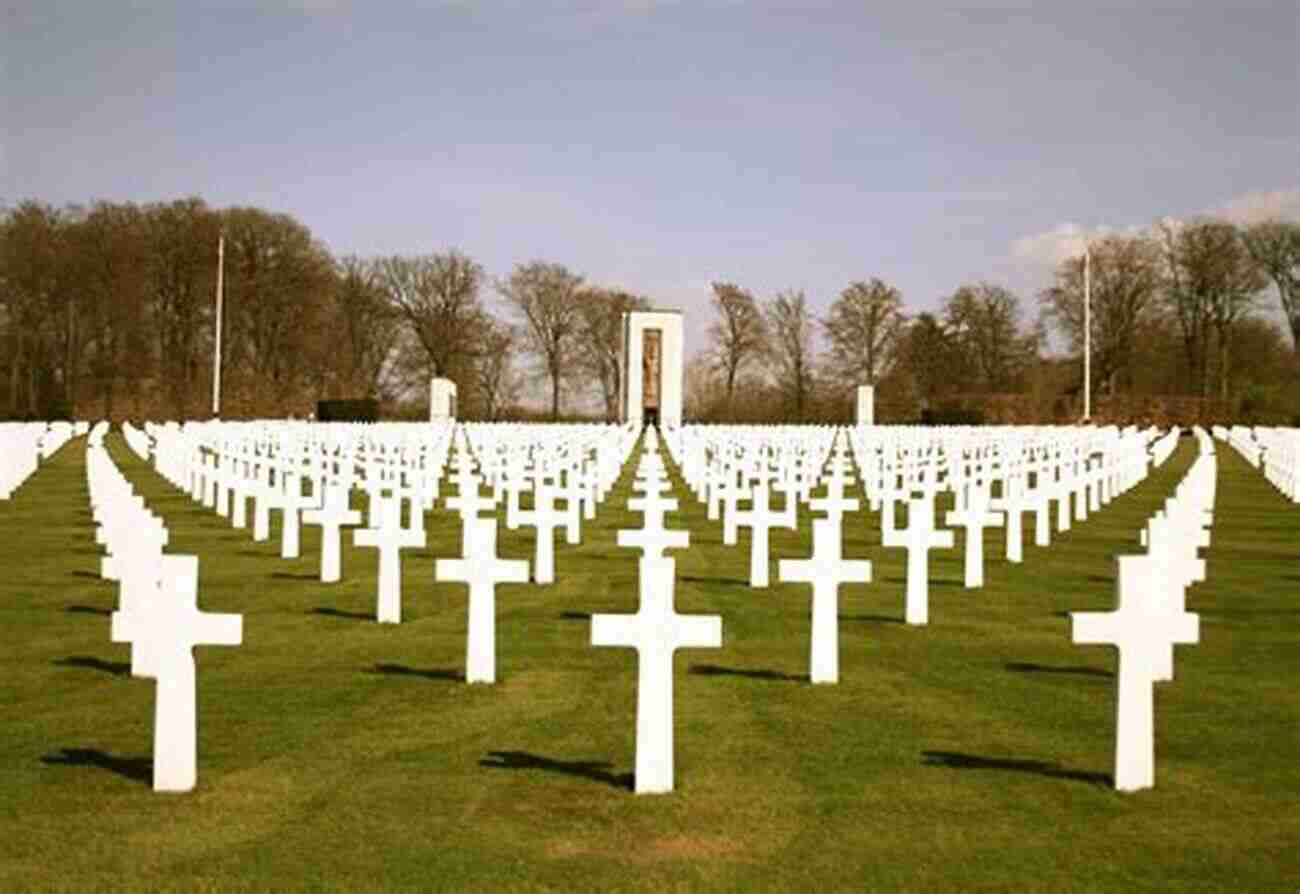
[1011,186,1300,270]
[1214,188,1300,225]
[1011,222,1144,268]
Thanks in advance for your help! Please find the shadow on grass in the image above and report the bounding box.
[1005,662,1112,678]
[690,663,807,683]
[922,750,1110,786]
[479,750,632,790]
[558,611,591,621]
[52,656,130,677]
[41,748,151,785]
[69,569,102,580]
[310,607,372,621]
[840,613,904,625]
[65,604,111,616]
[679,575,749,589]
[370,663,462,682]
[272,571,319,581]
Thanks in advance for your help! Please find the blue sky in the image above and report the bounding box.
[6,1,1298,357]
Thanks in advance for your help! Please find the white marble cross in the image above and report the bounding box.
[720,473,752,546]
[882,495,954,625]
[1071,554,1199,792]
[990,474,1029,563]
[110,555,242,793]
[945,483,1004,588]
[592,556,721,794]
[515,484,567,585]
[302,482,361,583]
[102,533,167,678]
[435,518,529,684]
[809,475,859,527]
[354,496,426,623]
[618,510,690,559]
[732,481,795,588]
[278,467,316,559]
[778,517,872,684]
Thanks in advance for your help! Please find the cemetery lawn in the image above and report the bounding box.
[2,433,1298,892]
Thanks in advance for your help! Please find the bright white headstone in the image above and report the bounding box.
[109,555,241,793]
[591,556,721,794]
[436,518,529,684]
[1071,554,1199,792]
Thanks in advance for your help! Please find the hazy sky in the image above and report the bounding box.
[5,1,1298,355]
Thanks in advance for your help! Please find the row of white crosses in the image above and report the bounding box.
[1215,425,1300,503]
[1071,426,1212,792]
[666,423,1165,631]
[85,423,242,793]
[140,420,636,684]
[779,430,872,683]
[594,426,720,794]
[147,420,450,623]
[0,421,82,499]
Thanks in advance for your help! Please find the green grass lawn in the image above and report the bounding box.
[1,432,1297,891]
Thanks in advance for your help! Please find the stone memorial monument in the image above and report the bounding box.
[856,385,875,426]
[621,310,684,428]
[430,378,457,423]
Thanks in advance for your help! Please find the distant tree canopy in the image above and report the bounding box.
[2,196,1296,423]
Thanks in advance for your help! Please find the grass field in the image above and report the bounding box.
[1,432,1297,891]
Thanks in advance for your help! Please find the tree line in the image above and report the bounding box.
[0,198,649,422]
[693,218,1299,424]
[2,196,1297,424]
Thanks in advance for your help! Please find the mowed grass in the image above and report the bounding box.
[1,431,1297,891]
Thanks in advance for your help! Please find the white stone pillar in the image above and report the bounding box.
[856,385,875,426]
[430,378,457,422]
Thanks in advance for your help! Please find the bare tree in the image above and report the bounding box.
[1162,218,1268,398]
[377,250,486,380]
[821,278,905,388]
[330,255,400,398]
[499,261,585,419]
[72,202,151,418]
[145,197,221,416]
[1039,233,1162,396]
[896,312,965,407]
[0,201,71,417]
[469,318,521,422]
[1242,219,1300,352]
[575,287,650,421]
[221,206,335,404]
[943,283,1036,392]
[764,289,816,421]
[708,281,767,410]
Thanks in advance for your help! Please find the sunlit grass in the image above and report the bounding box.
[1,432,1296,890]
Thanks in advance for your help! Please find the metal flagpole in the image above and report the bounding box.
[212,233,224,418]
[1083,245,1091,422]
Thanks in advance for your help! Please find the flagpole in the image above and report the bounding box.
[212,233,224,418]
[1083,245,1091,422]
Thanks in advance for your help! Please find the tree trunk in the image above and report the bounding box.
[1218,330,1230,403]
